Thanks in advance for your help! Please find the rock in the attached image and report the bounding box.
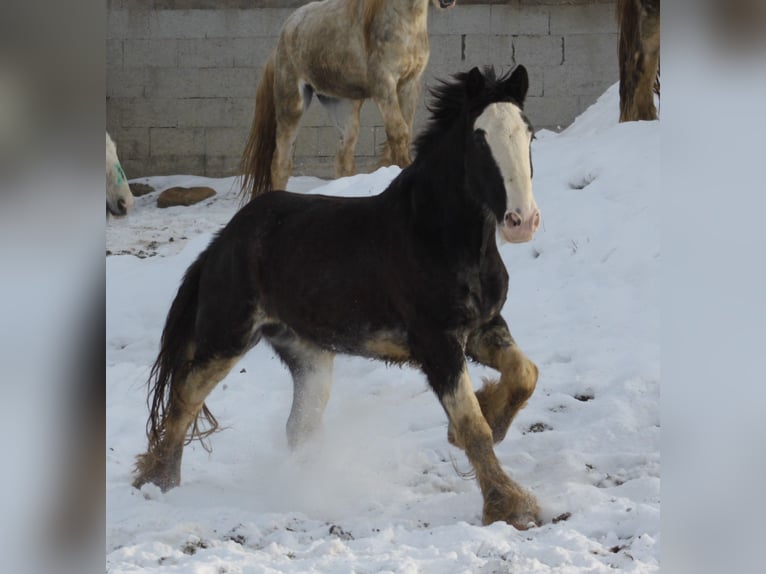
[129,183,155,197]
[157,186,216,208]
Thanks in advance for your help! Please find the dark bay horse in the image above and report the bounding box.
[134,66,543,529]
[240,0,456,201]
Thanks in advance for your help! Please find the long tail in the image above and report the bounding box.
[145,248,218,454]
[239,52,278,203]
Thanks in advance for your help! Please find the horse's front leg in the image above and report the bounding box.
[370,73,412,169]
[412,333,540,529]
[447,315,539,447]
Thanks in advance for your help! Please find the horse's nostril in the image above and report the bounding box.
[532,210,541,228]
[506,212,522,227]
[117,199,127,214]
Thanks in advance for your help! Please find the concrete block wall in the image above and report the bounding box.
[107,0,618,180]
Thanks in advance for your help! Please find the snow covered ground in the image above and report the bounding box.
[106,83,659,573]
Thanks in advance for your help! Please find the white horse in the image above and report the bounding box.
[106,132,134,216]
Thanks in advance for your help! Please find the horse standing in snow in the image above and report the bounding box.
[240,0,457,201]
[106,132,134,216]
[617,0,660,121]
[135,66,542,529]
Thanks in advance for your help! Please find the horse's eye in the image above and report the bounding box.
[474,130,489,148]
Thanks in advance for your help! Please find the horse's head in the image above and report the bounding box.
[465,66,540,243]
[106,162,134,216]
[431,0,457,9]
[106,133,134,217]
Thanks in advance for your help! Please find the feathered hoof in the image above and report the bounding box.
[132,452,181,492]
[482,483,541,530]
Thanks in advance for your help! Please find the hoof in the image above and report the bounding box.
[132,470,180,492]
[132,453,181,492]
[482,485,541,530]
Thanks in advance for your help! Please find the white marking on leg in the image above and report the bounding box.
[286,352,334,449]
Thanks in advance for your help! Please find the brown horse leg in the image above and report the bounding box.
[414,334,540,529]
[448,318,539,448]
[133,355,239,491]
[443,366,540,529]
[371,78,411,169]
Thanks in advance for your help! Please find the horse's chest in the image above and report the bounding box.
[457,265,507,325]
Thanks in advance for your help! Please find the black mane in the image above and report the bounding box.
[413,66,529,159]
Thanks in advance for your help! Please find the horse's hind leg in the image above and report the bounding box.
[271,61,306,190]
[318,96,363,178]
[266,328,334,449]
[133,354,241,491]
[449,316,539,448]
[412,333,540,529]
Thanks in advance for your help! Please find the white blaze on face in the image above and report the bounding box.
[474,102,540,243]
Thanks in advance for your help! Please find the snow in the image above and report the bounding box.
[107,82,659,573]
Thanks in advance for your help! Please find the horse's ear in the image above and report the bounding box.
[505,65,529,106]
[465,67,485,99]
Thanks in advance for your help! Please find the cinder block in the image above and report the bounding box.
[110,128,150,159]
[106,68,148,98]
[232,37,276,68]
[300,101,329,128]
[176,98,254,128]
[426,35,463,76]
[107,10,151,39]
[462,34,491,68]
[106,99,122,133]
[513,35,563,68]
[224,9,295,38]
[146,154,206,177]
[294,127,318,157]
[124,39,178,68]
[490,5,549,36]
[359,100,382,127]
[121,98,180,128]
[549,3,616,36]
[147,68,258,98]
[178,38,236,68]
[542,61,617,97]
[563,33,618,67]
[291,156,335,180]
[120,158,146,180]
[316,127,341,158]
[205,127,249,156]
[149,10,228,39]
[205,155,243,178]
[428,5,491,35]
[106,39,123,70]
[523,95,585,132]
[354,126,375,157]
[487,35,514,67]
[150,127,205,156]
